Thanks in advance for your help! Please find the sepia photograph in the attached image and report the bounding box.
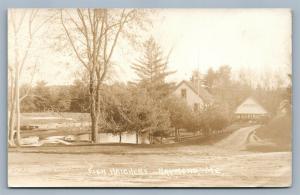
[7,8,292,187]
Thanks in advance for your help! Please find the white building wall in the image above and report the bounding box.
[173,83,204,108]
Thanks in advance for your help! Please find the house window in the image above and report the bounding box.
[193,103,199,112]
[181,88,187,99]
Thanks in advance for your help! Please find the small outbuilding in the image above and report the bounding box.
[235,97,269,120]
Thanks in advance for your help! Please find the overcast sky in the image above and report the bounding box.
[11,9,292,87]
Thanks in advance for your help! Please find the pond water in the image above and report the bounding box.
[78,132,150,144]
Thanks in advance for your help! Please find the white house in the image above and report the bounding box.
[173,80,214,112]
[235,97,269,120]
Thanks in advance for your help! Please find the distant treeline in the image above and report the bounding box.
[20,68,290,116]
[19,66,290,138]
[19,38,291,138]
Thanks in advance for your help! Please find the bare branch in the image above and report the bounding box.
[32,11,56,36]
[77,9,92,60]
[104,9,127,65]
[60,10,88,69]
[20,59,38,102]
[18,38,33,76]
[66,10,85,36]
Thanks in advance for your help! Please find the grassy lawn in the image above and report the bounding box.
[254,114,291,151]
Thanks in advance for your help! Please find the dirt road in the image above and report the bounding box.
[215,125,260,150]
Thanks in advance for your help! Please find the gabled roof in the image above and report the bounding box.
[235,97,268,115]
[174,80,214,104]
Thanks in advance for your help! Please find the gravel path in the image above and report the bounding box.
[214,125,260,150]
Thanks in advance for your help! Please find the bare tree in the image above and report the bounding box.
[8,9,55,146]
[60,8,146,143]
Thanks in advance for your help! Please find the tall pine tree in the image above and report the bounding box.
[131,37,175,99]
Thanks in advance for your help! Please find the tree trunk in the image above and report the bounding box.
[90,95,99,143]
[90,110,98,143]
[8,89,16,146]
[136,130,139,144]
[8,102,16,146]
[175,129,181,142]
[204,128,208,136]
[90,73,99,143]
[149,132,152,144]
[8,69,16,146]
[15,65,21,146]
[16,92,21,146]
[119,131,122,143]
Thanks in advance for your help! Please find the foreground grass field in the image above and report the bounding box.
[9,113,291,187]
[8,142,291,187]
